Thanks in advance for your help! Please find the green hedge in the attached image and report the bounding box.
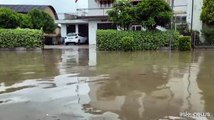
[97,30,179,51]
[0,29,43,48]
[121,36,135,51]
[178,36,191,51]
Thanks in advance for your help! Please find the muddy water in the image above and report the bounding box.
[0,48,213,120]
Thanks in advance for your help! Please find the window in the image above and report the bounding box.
[67,33,77,36]
[78,34,85,37]
[136,26,142,31]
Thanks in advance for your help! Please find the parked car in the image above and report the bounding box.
[64,33,87,45]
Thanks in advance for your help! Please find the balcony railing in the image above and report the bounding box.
[57,8,111,20]
[76,8,111,17]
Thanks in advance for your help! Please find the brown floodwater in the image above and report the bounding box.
[0,47,214,120]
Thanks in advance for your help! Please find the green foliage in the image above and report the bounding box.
[107,0,172,30]
[41,11,57,33]
[28,9,56,33]
[201,28,214,45]
[17,13,33,28]
[201,0,214,25]
[28,9,44,29]
[178,36,191,51]
[176,23,191,36]
[135,0,173,30]
[0,7,56,32]
[121,36,135,51]
[0,7,20,28]
[0,29,43,48]
[107,0,134,30]
[97,30,180,51]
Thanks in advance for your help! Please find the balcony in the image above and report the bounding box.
[77,8,111,17]
[57,8,111,21]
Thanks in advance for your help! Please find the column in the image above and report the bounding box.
[88,45,97,67]
[88,21,98,45]
[75,24,79,33]
[61,24,67,37]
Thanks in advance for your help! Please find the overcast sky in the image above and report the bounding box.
[0,0,87,13]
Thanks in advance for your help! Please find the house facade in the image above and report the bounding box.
[56,0,115,45]
[56,0,204,45]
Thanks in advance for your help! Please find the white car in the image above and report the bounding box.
[64,33,87,45]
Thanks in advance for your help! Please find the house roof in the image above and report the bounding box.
[0,4,58,19]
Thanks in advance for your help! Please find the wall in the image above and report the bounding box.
[87,0,112,16]
[44,7,56,20]
[88,0,100,8]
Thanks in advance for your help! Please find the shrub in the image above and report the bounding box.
[28,9,57,33]
[201,28,214,45]
[176,23,191,36]
[41,11,57,33]
[178,36,191,51]
[97,30,179,51]
[17,13,33,28]
[121,36,135,51]
[0,29,43,48]
[0,7,20,28]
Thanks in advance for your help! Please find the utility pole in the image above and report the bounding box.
[190,0,194,31]
[169,0,174,50]
[171,0,174,29]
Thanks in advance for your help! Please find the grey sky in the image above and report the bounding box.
[0,0,88,13]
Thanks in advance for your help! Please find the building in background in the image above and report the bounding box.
[169,0,203,33]
[186,0,203,32]
[56,0,196,44]
[56,0,117,45]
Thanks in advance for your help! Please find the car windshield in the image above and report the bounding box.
[67,33,77,36]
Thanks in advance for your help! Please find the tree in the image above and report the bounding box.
[28,8,56,33]
[200,0,214,25]
[41,11,57,33]
[0,7,20,28]
[17,13,33,28]
[135,0,173,30]
[27,9,44,29]
[107,0,135,30]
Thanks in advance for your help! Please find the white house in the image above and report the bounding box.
[170,0,203,32]
[55,0,115,45]
[56,0,204,45]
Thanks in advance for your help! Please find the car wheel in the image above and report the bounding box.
[78,39,80,45]
[67,42,73,45]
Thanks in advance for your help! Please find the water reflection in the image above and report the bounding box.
[0,48,213,120]
[196,51,214,116]
[0,50,61,86]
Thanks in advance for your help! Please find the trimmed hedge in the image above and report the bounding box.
[178,36,191,51]
[0,29,43,48]
[121,36,135,51]
[97,30,179,51]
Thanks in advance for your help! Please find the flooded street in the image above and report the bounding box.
[0,47,214,120]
